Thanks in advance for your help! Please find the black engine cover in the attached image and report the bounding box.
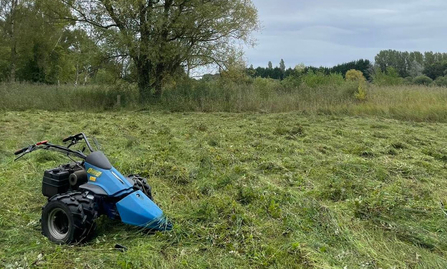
[42,163,86,197]
[42,168,70,197]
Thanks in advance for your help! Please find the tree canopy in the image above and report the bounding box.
[0,0,259,100]
[57,0,259,100]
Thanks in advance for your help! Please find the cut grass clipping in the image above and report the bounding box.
[1,111,447,268]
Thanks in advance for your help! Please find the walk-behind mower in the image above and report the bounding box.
[14,133,172,244]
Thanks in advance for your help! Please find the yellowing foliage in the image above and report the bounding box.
[346,69,367,101]
[346,69,366,83]
[355,84,367,101]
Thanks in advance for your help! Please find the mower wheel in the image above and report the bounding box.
[41,191,97,244]
[128,174,153,200]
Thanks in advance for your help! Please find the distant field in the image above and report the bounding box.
[1,111,447,268]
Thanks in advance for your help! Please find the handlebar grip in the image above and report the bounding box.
[63,133,83,143]
[14,146,29,155]
[63,136,73,142]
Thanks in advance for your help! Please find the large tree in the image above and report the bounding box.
[57,0,258,100]
[0,0,76,83]
[0,0,22,81]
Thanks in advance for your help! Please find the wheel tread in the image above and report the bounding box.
[42,191,97,244]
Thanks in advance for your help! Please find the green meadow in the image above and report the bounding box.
[1,110,447,268]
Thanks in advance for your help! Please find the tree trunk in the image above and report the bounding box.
[9,0,18,82]
[136,1,154,102]
[186,59,191,77]
[153,62,164,99]
[10,45,16,82]
[151,0,172,100]
[75,63,79,86]
[136,58,152,102]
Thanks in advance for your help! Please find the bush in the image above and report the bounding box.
[413,75,433,86]
[403,77,413,85]
[337,81,360,98]
[346,69,366,83]
[355,84,367,101]
[435,76,447,87]
[345,69,367,101]
[93,69,117,84]
[251,77,282,99]
[372,67,403,86]
[302,71,344,88]
[281,75,302,92]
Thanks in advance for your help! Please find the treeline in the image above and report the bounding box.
[245,59,372,81]
[243,50,447,87]
[375,50,447,78]
[372,50,447,86]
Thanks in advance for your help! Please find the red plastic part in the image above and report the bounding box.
[36,140,48,145]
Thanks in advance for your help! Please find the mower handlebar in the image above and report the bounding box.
[14,140,48,155]
[14,140,87,161]
[63,134,80,142]
[14,146,30,155]
[62,136,72,142]
[63,133,94,153]
[63,133,84,142]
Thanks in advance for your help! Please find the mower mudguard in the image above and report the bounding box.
[116,190,170,230]
[79,183,108,195]
[84,163,133,196]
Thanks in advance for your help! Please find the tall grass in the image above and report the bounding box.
[160,75,357,113]
[2,78,447,122]
[0,83,139,111]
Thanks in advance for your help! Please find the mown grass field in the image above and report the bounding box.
[1,111,447,268]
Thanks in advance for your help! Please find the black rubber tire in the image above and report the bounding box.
[41,192,97,244]
[128,174,153,200]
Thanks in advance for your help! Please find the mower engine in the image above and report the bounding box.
[42,163,87,197]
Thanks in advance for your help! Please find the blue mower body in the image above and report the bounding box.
[82,151,171,230]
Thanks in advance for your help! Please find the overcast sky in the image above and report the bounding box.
[245,0,447,69]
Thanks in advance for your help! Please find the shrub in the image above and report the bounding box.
[252,77,283,99]
[372,67,403,86]
[413,75,433,86]
[435,76,447,87]
[281,75,302,92]
[355,84,367,101]
[403,77,414,85]
[302,71,344,88]
[346,69,366,83]
[337,81,360,98]
[346,69,367,101]
[93,69,117,84]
